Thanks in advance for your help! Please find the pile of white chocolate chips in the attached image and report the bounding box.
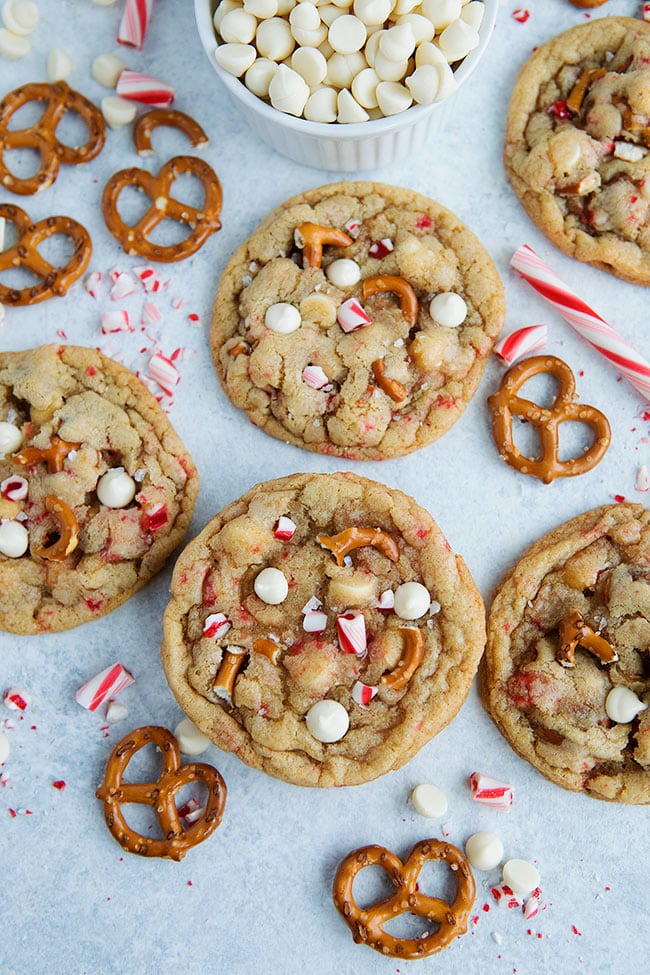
[211,0,485,122]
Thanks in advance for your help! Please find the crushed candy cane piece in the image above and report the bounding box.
[469,771,514,810]
[184,803,207,823]
[274,516,296,541]
[84,271,104,299]
[141,301,162,325]
[133,266,163,293]
[1,476,28,501]
[494,324,548,365]
[177,797,200,820]
[301,595,322,614]
[75,663,134,712]
[512,8,529,23]
[302,364,330,390]
[105,698,129,724]
[636,465,649,492]
[491,883,521,909]
[344,218,361,238]
[52,780,66,791]
[376,589,395,610]
[337,610,367,657]
[644,3,650,24]
[110,272,137,301]
[351,681,378,707]
[101,310,132,334]
[523,893,540,919]
[303,610,327,633]
[149,351,180,395]
[203,613,231,639]
[337,297,372,333]
[118,0,155,50]
[116,68,174,108]
[368,238,393,259]
[3,688,30,712]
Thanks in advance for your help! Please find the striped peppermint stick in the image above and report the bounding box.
[118,0,155,50]
[511,245,650,401]
[116,69,174,108]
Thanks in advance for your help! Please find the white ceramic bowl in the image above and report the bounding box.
[195,0,498,171]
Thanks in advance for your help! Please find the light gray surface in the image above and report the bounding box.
[1,1,648,973]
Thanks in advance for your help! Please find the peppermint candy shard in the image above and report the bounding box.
[1,476,28,501]
[203,613,231,639]
[337,610,367,657]
[76,663,134,712]
[101,310,132,334]
[494,324,548,365]
[375,589,394,611]
[303,610,327,633]
[115,69,174,108]
[105,699,129,724]
[469,771,514,809]
[351,681,378,707]
[368,238,393,259]
[149,351,180,395]
[337,298,372,334]
[274,516,296,541]
[302,365,330,390]
[118,0,155,50]
[3,688,30,712]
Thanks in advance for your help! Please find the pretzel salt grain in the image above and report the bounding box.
[0,81,105,196]
[316,526,399,567]
[557,610,618,668]
[362,275,419,327]
[0,204,91,306]
[296,223,353,269]
[102,156,222,262]
[333,839,475,959]
[33,495,79,562]
[133,109,209,157]
[487,355,611,483]
[96,726,226,861]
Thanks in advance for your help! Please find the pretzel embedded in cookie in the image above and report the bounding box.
[0,81,105,195]
[96,726,227,861]
[296,223,353,268]
[13,435,80,473]
[557,610,619,668]
[362,275,419,327]
[133,109,209,157]
[102,156,222,262]
[371,358,408,402]
[381,628,424,691]
[487,355,611,483]
[0,204,91,306]
[316,526,400,566]
[33,495,79,562]
[333,839,475,958]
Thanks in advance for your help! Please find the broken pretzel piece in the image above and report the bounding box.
[566,68,607,114]
[316,526,399,567]
[371,358,408,403]
[33,495,79,562]
[297,223,353,268]
[556,610,618,668]
[13,435,80,473]
[381,628,424,691]
[362,275,419,327]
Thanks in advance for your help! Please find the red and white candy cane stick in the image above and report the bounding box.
[118,0,155,50]
[511,245,650,401]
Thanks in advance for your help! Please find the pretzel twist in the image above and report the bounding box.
[0,81,105,195]
[488,355,611,483]
[0,204,91,306]
[13,435,80,472]
[96,726,226,861]
[333,840,475,959]
[102,156,222,262]
[362,275,419,327]
[316,526,399,567]
[133,109,209,157]
[297,223,353,268]
[557,610,618,668]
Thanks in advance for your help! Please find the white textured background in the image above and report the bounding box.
[1,1,649,973]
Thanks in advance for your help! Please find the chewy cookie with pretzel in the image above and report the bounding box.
[0,345,198,634]
[504,17,650,284]
[162,472,485,787]
[211,181,505,460]
[483,504,650,804]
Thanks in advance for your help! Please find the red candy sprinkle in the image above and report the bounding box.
[52,780,66,791]
[512,8,530,23]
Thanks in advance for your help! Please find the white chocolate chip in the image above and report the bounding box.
[214,42,257,77]
[415,39,448,68]
[91,53,126,88]
[213,0,240,32]
[244,0,278,16]
[319,4,344,28]
[337,87,369,123]
[256,16,295,60]
[433,59,458,100]
[47,48,75,81]
[245,57,279,97]
[430,291,467,328]
[291,23,327,47]
[613,141,646,163]
[265,302,302,333]
[605,686,648,724]
[174,717,211,756]
[329,15,367,55]
[268,63,309,115]
[96,468,137,508]
[396,13,435,45]
[351,66,380,108]
[406,64,440,104]
[420,0,461,31]
[219,9,258,44]
[276,0,298,13]
[465,832,504,871]
[2,0,39,35]
[364,28,383,67]
[101,95,137,129]
[0,730,9,764]
[305,699,349,742]
[0,519,28,558]
[374,51,409,83]
[438,18,479,62]
[289,1,320,32]
[394,581,431,620]
[326,258,361,287]
[291,45,327,86]
[502,859,540,896]
[0,421,22,456]
[352,0,392,26]
[376,80,412,116]
[91,0,119,6]
[254,566,289,604]
[379,23,415,62]
[0,27,29,58]
[461,0,485,31]
[304,86,338,121]
[411,783,448,818]
[326,50,366,88]
[393,0,420,14]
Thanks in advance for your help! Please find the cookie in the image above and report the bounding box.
[504,17,650,284]
[483,504,650,804]
[210,182,505,460]
[0,345,198,634]
[161,472,485,787]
